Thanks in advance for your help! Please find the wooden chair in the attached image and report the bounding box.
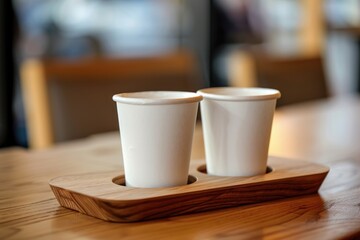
[21,51,202,149]
[252,53,329,107]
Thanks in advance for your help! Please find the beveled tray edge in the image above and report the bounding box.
[49,157,329,222]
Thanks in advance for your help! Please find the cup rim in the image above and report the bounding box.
[197,87,281,101]
[112,91,203,105]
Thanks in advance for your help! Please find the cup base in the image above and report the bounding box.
[197,165,273,177]
[112,175,198,188]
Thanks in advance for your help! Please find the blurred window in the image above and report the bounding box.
[14,0,186,58]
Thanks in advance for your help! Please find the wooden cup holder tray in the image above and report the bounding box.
[49,157,329,222]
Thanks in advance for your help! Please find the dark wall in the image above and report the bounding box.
[0,1,16,147]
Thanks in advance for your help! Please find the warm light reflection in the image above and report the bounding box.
[270,97,360,162]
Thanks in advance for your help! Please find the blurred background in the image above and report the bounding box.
[0,0,359,149]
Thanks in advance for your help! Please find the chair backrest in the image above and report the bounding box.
[252,54,329,107]
[21,51,202,149]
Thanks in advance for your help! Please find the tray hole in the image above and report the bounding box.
[197,165,273,175]
[112,175,197,187]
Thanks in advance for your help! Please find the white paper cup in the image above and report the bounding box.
[197,87,281,177]
[113,91,202,188]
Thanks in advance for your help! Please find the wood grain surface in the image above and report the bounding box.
[49,158,328,222]
[1,96,360,239]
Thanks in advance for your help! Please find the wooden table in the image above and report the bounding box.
[1,95,360,239]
